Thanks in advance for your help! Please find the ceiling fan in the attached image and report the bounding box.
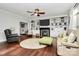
[26,9,45,16]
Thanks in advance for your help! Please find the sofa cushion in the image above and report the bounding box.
[68,32,76,43]
[62,42,79,48]
[39,37,53,45]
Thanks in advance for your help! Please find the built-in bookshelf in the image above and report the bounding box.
[30,16,69,36]
[30,16,69,30]
[31,20,35,30]
[50,16,69,30]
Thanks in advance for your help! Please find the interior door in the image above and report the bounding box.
[20,22,28,35]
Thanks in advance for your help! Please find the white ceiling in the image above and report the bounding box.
[0,3,74,19]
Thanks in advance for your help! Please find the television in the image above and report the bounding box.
[40,19,50,26]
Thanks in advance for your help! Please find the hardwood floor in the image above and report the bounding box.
[0,36,57,56]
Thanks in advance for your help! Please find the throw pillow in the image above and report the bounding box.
[61,36,68,42]
[59,32,64,38]
[68,32,76,43]
[63,31,67,37]
[59,31,67,38]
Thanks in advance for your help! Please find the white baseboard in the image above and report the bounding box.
[0,40,7,43]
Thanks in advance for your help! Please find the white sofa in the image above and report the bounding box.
[57,29,79,56]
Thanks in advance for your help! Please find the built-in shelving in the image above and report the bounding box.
[29,16,69,36]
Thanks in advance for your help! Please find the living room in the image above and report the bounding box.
[0,2,79,56]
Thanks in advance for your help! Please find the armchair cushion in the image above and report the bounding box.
[10,34,18,37]
[7,34,18,38]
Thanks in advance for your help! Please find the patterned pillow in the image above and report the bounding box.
[68,32,76,43]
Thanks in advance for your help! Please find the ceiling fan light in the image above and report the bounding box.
[35,13,37,16]
[34,13,40,16]
[27,8,45,16]
[37,14,40,16]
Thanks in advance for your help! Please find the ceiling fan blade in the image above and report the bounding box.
[31,13,40,16]
[26,11,33,13]
[31,13,35,16]
[38,12,45,14]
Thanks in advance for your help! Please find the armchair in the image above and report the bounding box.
[4,29,20,42]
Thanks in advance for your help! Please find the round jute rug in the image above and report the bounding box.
[20,38,46,49]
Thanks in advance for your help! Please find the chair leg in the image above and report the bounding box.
[17,37,21,43]
[18,40,20,43]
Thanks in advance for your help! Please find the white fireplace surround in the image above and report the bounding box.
[40,28,50,37]
[28,27,64,37]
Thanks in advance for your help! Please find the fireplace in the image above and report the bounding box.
[40,28,50,37]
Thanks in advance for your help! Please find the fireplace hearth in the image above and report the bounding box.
[40,28,50,37]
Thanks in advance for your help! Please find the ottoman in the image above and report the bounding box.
[39,37,53,45]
